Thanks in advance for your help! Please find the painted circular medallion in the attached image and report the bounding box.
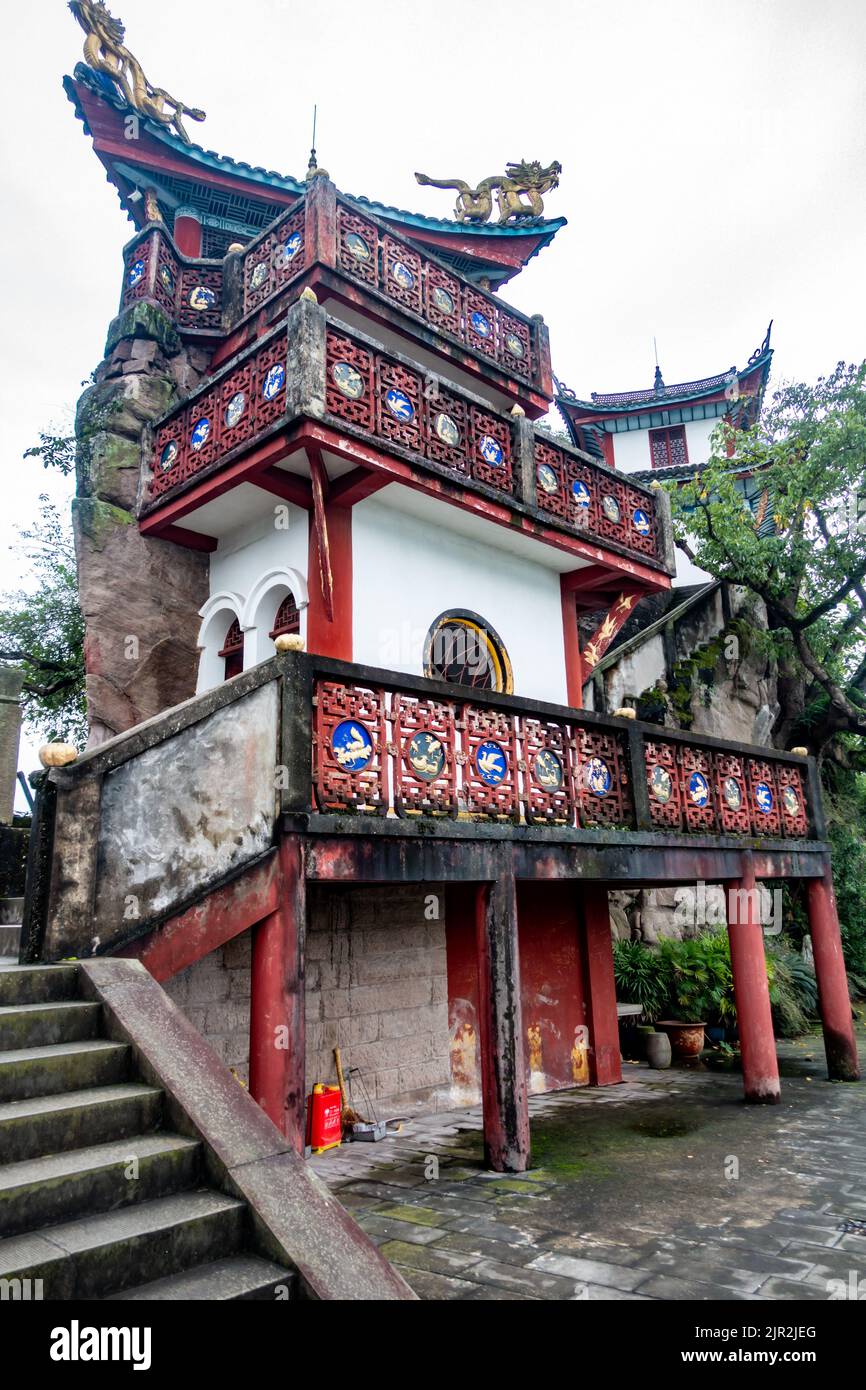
[688,771,710,807]
[332,361,364,399]
[390,260,415,291]
[470,309,492,338]
[572,480,591,508]
[431,285,455,315]
[723,777,743,810]
[276,231,302,267]
[537,463,559,494]
[250,260,269,290]
[406,732,445,782]
[650,766,673,803]
[159,263,176,294]
[534,750,564,790]
[754,782,774,814]
[345,231,371,262]
[585,757,612,797]
[159,440,178,472]
[224,392,246,429]
[127,258,145,288]
[505,332,525,358]
[385,388,414,421]
[331,720,373,771]
[475,740,507,786]
[632,507,651,535]
[602,494,622,524]
[262,363,286,400]
[782,785,800,817]
[434,412,460,447]
[189,285,216,312]
[190,417,211,451]
[478,434,504,467]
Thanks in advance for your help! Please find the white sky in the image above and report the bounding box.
[2,0,866,794]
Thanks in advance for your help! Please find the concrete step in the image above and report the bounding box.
[0,1039,129,1102]
[0,964,79,1006]
[0,1188,247,1300]
[0,1132,201,1238]
[0,1001,101,1051]
[111,1253,296,1301]
[0,1083,164,1165]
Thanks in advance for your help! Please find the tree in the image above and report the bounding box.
[669,362,866,763]
[0,494,86,746]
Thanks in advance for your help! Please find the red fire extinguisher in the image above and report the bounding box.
[306,1083,342,1154]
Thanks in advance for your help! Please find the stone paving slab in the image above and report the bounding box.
[311,1027,866,1301]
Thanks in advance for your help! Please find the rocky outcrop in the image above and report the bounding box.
[74,303,210,745]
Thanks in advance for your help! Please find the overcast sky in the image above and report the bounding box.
[2,0,865,786]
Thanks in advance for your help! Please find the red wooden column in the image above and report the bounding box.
[249,836,307,1149]
[560,577,584,708]
[306,450,353,660]
[806,861,860,1081]
[726,856,781,1103]
[174,209,203,259]
[581,884,622,1086]
[474,859,530,1173]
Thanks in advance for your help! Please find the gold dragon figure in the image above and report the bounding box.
[415,160,562,225]
[69,1,206,144]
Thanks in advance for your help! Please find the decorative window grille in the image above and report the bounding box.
[649,426,689,470]
[269,593,300,639]
[219,617,244,680]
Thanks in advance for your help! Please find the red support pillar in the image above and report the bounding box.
[726,856,781,1103]
[474,859,530,1173]
[806,862,860,1081]
[249,836,307,1149]
[581,884,622,1086]
[174,210,203,259]
[560,577,584,709]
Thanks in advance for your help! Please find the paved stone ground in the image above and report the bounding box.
[310,1025,866,1301]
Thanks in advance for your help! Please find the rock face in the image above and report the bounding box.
[74,303,210,744]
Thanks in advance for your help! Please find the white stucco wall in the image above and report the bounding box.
[610,416,718,475]
[197,501,310,691]
[352,497,569,705]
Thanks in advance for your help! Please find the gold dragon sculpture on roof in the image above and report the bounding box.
[69,1,205,144]
[415,160,562,225]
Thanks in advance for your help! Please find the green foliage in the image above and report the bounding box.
[765,937,819,1037]
[657,933,738,1025]
[23,431,76,477]
[0,495,86,745]
[612,939,669,1020]
[668,362,866,754]
[822,770,866,978]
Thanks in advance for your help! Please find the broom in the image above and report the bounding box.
[334,1047,364,1127]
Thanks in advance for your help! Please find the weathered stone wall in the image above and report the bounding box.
[75,301,210,745]
[305,884,452,1115]
[163,931,252,1084]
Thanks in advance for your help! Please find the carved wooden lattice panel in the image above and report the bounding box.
[183,389,219,478]
[521,718,574,824]
[679,744,718,833]
[218,360,256,456]
[243,239,275,314]
[121,233,155,310]
[313,681,388,812]
[593,476,630,549]
[714,752,752,835]
[325,330,375,431]
[464,288,499,361]
[746,759,781,837]
[460,705,520,819]
[425,262,462,337]
[337,208,379,288]
[253,336,289,432]
[573,726,631,828]
[645,738,683,831]
[563,454,604,538]
[470,407,513,492]
[376,359,423,453]
[622,482,659,560]
[178,266,223,331]
[777,764,809,837]
[534,440,568,519]
[500,311,532,382]
[390,694,458,816]
[151,409,188,497]
[381,236,424,316]
[425,386,470,473]
[153,236,180,316]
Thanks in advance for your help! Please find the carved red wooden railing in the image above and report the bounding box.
[121,228,223,332]
[312,676,811,838]
[534,437,660,562]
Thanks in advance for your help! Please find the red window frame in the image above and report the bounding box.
[219,617,244,680]
[269,593,300,640]
[649,425,689,469]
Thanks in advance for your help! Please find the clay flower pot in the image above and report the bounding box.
[644,1031,672,1069]
[655,1021,706,1059]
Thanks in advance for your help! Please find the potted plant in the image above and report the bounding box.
[654,934,736,1060]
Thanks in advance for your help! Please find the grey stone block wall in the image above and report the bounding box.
[305,883,453,1116]
[163,931,252,1085]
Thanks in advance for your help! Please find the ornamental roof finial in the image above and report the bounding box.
[415,160,561,225]
[69,1,206,144]
[305,103,329,181]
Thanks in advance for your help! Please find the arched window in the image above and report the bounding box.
[423,610,513,693]
[269,593,300,639]
[219,617,244,680]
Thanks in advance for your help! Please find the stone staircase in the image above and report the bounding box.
[0,962,296,1300]
[0,896,22,963]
